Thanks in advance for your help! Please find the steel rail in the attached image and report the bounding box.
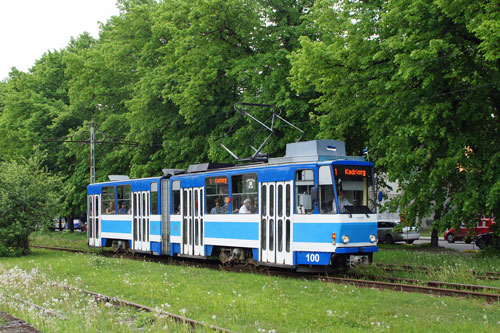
[5,294,66,319]
[375,262,500,281]
[347,273,500,293]
[320,276,500,302]
[54,283,231,332]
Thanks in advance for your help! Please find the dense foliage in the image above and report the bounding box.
[0,0,498,246]
[289,0,500,242]
[0,156,63,256]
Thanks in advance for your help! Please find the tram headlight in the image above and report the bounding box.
[370,234,377,243]
[342,235,350,244]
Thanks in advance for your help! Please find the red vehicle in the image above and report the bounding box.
[444,217,496,243]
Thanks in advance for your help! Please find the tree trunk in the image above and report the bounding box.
[430,208,442,247]
[23,237,30,255]
[68,216,74,233]
[430,228,439,247]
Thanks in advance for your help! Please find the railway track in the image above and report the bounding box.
[31,245,500,303]
[347,273,500,293]
[55,283,231,332]
[320,276,500,302]
[374,262,500,280]
[3,281,230,332]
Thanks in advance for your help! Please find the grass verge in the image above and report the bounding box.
[1,244,500,332]
[30,230,89,249]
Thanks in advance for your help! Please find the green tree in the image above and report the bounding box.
[125,0,317,170]
[290,0,500,246]
[0,155,63,256]
[0,44,91,227]
[0,50,71,166]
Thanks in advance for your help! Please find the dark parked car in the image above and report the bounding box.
[475,232,498,250]
[377,221,420,244]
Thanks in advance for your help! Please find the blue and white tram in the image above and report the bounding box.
[87,140,378,269]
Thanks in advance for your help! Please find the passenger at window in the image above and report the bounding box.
[339,190,352,213]
[221,197,230,214]
[210,198,224,214]
[105,201,115,215]
[250,197,258,214]
[239,198,251,214]
[118,201,128,214]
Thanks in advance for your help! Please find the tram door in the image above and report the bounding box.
[181,187,204,256]
[88,194,101,247]
[133,191,150,252]
[260,181,293,265]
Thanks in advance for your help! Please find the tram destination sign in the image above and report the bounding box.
[206,176,228,185]
[334,166,371,178]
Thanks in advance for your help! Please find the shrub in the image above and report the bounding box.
[0,156,63,256]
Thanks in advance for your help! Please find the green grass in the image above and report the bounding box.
[418,229,433,237]
[1,242,500,332]
[30,230,89,249]
[353,244,500,288]
[0,263,193,332]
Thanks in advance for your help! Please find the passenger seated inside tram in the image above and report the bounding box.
[118,201,129,214]
[222,197,230,214]
[250,197,258,213]
[105,201,115,215]
[210,198,224,214]
[239,198,251,214]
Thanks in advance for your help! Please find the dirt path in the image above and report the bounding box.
[0,311,39,333]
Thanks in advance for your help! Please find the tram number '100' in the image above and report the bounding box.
[306,253,320,263]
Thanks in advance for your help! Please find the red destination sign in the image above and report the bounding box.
[207,176,228,185]
[344,168,367,177]
[334,167,369,177]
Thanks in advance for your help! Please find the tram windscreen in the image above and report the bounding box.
[334,166,376,214]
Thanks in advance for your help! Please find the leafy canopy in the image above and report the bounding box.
[289,0,500,234]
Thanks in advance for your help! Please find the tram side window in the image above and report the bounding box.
[151,182,158,215]
[172,181,180,214]
[117,185,131,214]
[205,176,229,214]
[319,165,336,214]
[231,173,258,214]
[295,169,314,214]
[102,186,115,215]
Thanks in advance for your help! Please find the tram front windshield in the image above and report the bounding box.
[319,165,376,214]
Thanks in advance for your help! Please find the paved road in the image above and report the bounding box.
[414,237,480,251]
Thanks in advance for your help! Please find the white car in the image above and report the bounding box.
[377,221,420,244]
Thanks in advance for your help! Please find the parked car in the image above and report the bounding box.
[73,219,81,230]
[474,233,494,249]
[443,217,495,243]
[377,221,420,244]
